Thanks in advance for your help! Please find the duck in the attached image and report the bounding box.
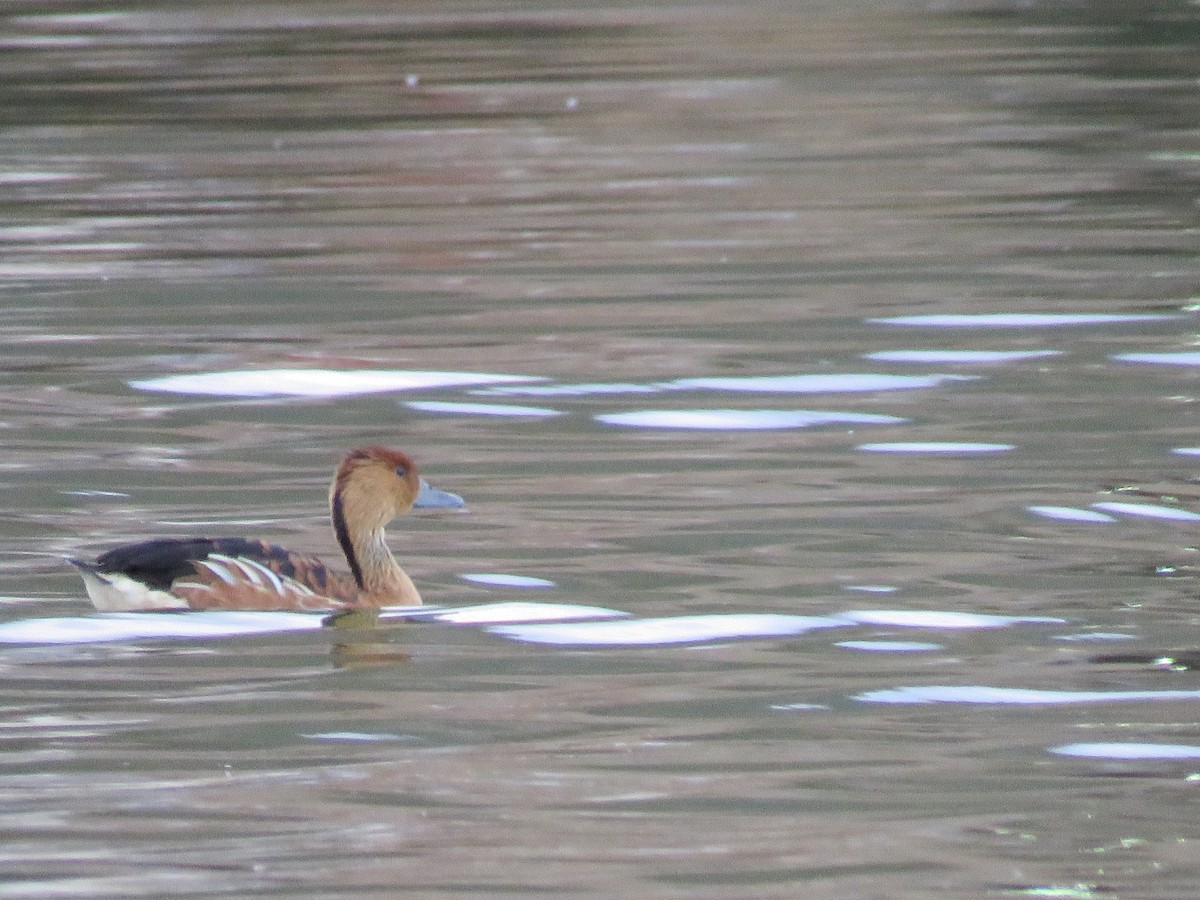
[68,446,464,612]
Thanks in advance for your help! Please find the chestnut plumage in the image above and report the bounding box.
[68,447,463,612]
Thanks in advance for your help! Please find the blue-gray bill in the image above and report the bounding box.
[413,478,465,509]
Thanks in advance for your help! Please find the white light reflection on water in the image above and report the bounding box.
[459,573,557,588]
[1091,501,1200,522]
[130,369,541,398]
[1113,352,1200,366]
[392,602,625,624]
[839,610,1064,628]
[489,607,1068,646]
[1027,505,1118,523]
[0,611,324,644]
[1050,743,1200,759]
[864,349,1062,363]
[404,401,563,418]
[856,686,1200,705]
[301,731,414,743]
[595,410,906,430]
[1174,447,1200,456]
[489,613,847,646]
[478,372,990,396]
[869,313,1182,327]
[836,640,942,652]
[0,602,626,644]
[474,382,665,397]
[1052,632,1137,643]
[0,605,1067,646]
[857,442,1014,454]
[668,373,976,392]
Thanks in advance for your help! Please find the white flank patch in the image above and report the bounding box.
[75,570,189,612]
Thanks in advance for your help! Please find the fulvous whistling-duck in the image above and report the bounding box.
[68,446,463,612]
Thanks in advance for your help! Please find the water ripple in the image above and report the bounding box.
[870,313,1181,327]
[489,613,846,646]
[857,442,1014,454]
[405,401,563,418]
[864,349,1062,363]
[836,640,942,653]
[667,373,975,393]
[856,685,1200,705]
[596,409,906,430]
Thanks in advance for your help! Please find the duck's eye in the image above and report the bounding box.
[395,464,408,477]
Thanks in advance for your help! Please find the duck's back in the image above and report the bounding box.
[72,536,357,611]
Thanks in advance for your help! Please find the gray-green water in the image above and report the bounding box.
[2,2,1199,896]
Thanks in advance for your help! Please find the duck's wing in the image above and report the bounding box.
[69,537,357,612]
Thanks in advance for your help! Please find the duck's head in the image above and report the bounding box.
[330,446,464,531]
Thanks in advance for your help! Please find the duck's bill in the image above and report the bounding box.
[413,478,466,509]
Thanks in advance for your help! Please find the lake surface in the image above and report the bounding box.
[2,1,1200,896]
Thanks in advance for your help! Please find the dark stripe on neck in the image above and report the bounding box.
[331,488,365,589]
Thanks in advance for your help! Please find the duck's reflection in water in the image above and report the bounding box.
[324,607,415,668]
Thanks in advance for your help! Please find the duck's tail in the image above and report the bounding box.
[65,557,188,612]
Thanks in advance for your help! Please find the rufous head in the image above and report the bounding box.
[330,446,422,530]
[329,446,463,534]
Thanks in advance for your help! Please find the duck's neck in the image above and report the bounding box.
[331,492,422,606]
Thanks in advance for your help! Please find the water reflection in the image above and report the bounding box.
[857,441,1014,454]
[459,573,556,588]
[864,349,1062,363]
[858,686,1200,705]
[870,313,1184,327]
[131,369,539,397]
[838,610,1064,629]
[490,612,847,645]
[1091,501,1200,522]
[596,409,906,430]
[1051,743,1200,760]
[0,610,323,644]
[1114,352,1200,366]
[475,382,665,397]
[668,373,976,392]
[0,602,1071,648]
[835,640,942,653]
[405,400,563,418]
[1028,505,1117,523]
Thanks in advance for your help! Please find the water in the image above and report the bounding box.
[3,1,1200,896]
